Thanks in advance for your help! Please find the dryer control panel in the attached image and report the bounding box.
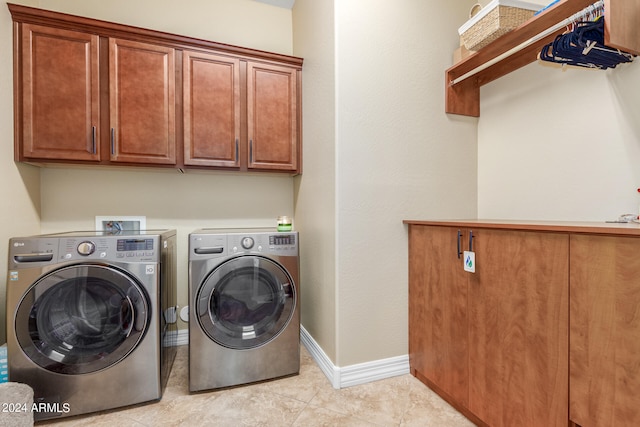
[190,230,298,259]
[230,233,297,256]
[269,234,295,246]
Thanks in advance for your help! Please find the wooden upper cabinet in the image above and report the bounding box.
[247,62,298,172]
[183,50,240,168]
[9,3,302,173]
[109,38,176,165]
[19,23,100,161]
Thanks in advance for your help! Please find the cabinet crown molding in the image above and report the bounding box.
[7,3,303,68]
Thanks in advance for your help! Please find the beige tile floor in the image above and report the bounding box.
[39,345,475,426]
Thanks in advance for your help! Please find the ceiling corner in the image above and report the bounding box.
[254,0,295,10]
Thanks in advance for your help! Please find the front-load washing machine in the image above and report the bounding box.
[188,229,299,392]
[6,230,177,421]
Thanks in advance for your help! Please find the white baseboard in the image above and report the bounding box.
[165,326,410,389]
[300,325,340,388]
[300,325,410,389]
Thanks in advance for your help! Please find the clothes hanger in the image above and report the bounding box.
[538,6,635,71]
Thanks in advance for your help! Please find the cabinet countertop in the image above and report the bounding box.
[403,219,640,236]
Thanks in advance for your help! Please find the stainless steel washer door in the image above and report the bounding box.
[196,256,295,349]
[14,264,150,375]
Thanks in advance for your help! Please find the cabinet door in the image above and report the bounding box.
[183,51,240,168]
[469,229,569,427]
[247,62,298,172]
[109,38,176,164]
[20,24,100,161]
[408,225,469,407]
[570,235,640,427]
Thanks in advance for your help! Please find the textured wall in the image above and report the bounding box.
[0,0,41,344]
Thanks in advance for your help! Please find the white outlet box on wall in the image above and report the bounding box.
[95,216,147,232]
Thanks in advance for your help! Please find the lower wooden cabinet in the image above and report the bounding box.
[467,228,568,427]
[409,226,469,408]
[409,223,569,427]
[570,234,640,427]
[408,221,640,427]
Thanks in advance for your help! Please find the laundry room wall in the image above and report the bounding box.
[292,1,338,362]
[332,0,477,367]
[477,38,640,220]
[293,0,478,370]
[28,0,297,334]
[0,0,41,344]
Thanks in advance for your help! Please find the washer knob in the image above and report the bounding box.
[241,237,254,249]
[77,241,96,256]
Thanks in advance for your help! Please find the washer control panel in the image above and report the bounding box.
[59,237,158,262]
[8,233,163,267]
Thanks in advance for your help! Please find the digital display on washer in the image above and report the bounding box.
[269,235,295,246]
[117,238,154,251]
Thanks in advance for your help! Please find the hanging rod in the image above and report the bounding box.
[450,0,605,86]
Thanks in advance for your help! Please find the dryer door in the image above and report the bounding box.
[196,255,296,349]
[14,264,150,374]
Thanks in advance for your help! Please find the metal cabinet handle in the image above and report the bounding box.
[469,230,474,252]
[457,230,462,259]
[91,126,96,154]
[110,128,115,155]
[249,139,253,163]
[235,138,239,162]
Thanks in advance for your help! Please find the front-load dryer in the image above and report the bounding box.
[188,229,299,392]
[6,230,177,421]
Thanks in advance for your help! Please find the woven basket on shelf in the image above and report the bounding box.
[460,5,536,51]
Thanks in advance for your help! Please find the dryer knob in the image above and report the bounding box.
[241,237,254,249]
[77,241,96,256]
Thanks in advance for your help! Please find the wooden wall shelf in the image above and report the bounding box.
[446,0,640,117]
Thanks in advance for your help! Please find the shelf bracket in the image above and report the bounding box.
[445,72,479,117]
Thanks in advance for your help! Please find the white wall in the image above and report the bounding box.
[292,1,337,360]
[474,0,640,221]
[332,0,477,366]
[38,0,293,55]
[478,59,640,221]
[293,0,478,368]
[0,0,41,344]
